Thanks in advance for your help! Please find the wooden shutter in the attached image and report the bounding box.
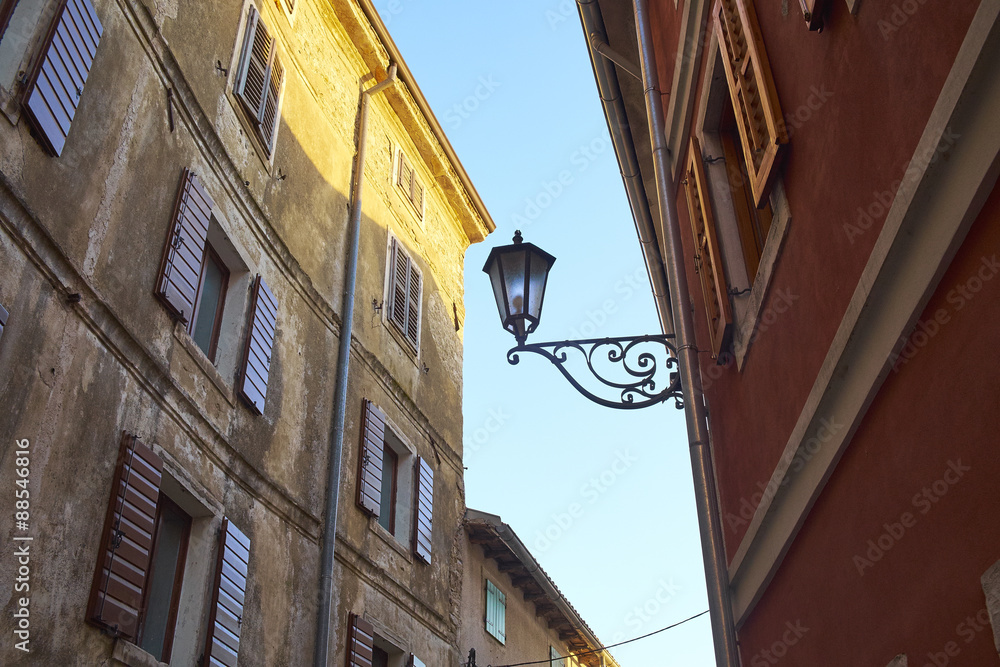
[387,237,421,350]
[156,169,213,323]
[485,580,506,643]
[0,302,7,343]
[346,613,375,667]
[259,53,283,151]
[408,655,426,667]
[237,275,278,414]
[21,0,103,157]
[683,137,733,360]
[412,456,433,564]
[87,432,163,641]
[0,0,18,42]
[388,237,408,332]
[235,6,272,121]
[713,0,787,207]
[356,399,385,516]
[798,0,826,30]
[405,264,421,348]
[203,518,251,667]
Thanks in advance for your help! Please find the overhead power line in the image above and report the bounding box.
[488,609,711,667]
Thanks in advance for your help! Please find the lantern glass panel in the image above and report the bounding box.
[488,259,507,326]
[527,249,549,321]
[501,251,527,318]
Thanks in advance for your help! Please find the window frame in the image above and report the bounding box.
[137,493,191,663]
[377,443,398,534]
[691,28,792,369]
[189,243,231,363]
[0,0,16,42]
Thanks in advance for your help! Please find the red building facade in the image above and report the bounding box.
[583,0,1000,664]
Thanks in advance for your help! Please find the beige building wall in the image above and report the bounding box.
[0,0,489,665]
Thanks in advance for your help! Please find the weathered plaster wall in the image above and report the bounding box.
[0,0,485,664]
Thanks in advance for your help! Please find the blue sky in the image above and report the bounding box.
[374,2,717,665]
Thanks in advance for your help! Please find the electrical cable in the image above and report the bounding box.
[488,609,710,667]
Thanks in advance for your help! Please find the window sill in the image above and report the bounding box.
[371,519,413,563]
[172,320,237,408]
[111,639,168,667]
[384,320,420,366]
[731,179,792,370]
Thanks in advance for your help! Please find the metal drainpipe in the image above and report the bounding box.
[577,0,674,338]
[631,1,741,666]
[314,63,397,667]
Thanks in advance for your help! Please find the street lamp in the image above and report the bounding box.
[483,231,682,410]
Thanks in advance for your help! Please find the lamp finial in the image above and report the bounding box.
[512,230,523,244]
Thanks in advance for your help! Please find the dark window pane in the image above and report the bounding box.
[192,251,226,359]
[139,496,190,661]
[372,646,389,667]
[378,446,397,532]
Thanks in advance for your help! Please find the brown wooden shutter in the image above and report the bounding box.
[798,0,826,30]
[405,265,421,348]
[235,6,273,123]
[346,613,375,667]
[0,0,18,42]
[412,456,433,564]
[202,518,251,667]
[356,399,385,516]
[259,53,283,151]
[683,137,733,360]
[713,0,787,207]
[238,275,278,415]
[155,169,213,323]
[21,0,103,157]
[388,237,409,333]
[86,432,163,641]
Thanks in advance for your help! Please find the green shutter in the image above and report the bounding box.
[485,580,506,644]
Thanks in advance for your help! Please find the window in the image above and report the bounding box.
[0,301,7,344]
[550,646,566,667]
[357,399,434,560]
[395,149,425,219]
[87,433,252,665]
[277,0,295,14]
[138,495,190,661]
[345,613,426,667]
[19,0,103,156]
[385,235,422,352]
[485,579,506,644]
[191,245,230,361]
[377,444,397,533]
[156,169,279,414]
[233,4,284,156]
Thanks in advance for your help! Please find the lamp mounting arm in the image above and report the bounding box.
[507,335,683,410]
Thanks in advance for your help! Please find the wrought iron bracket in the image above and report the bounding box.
[507,334,683,410]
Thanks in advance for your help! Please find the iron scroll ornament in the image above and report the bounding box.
[506,335,684,410]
